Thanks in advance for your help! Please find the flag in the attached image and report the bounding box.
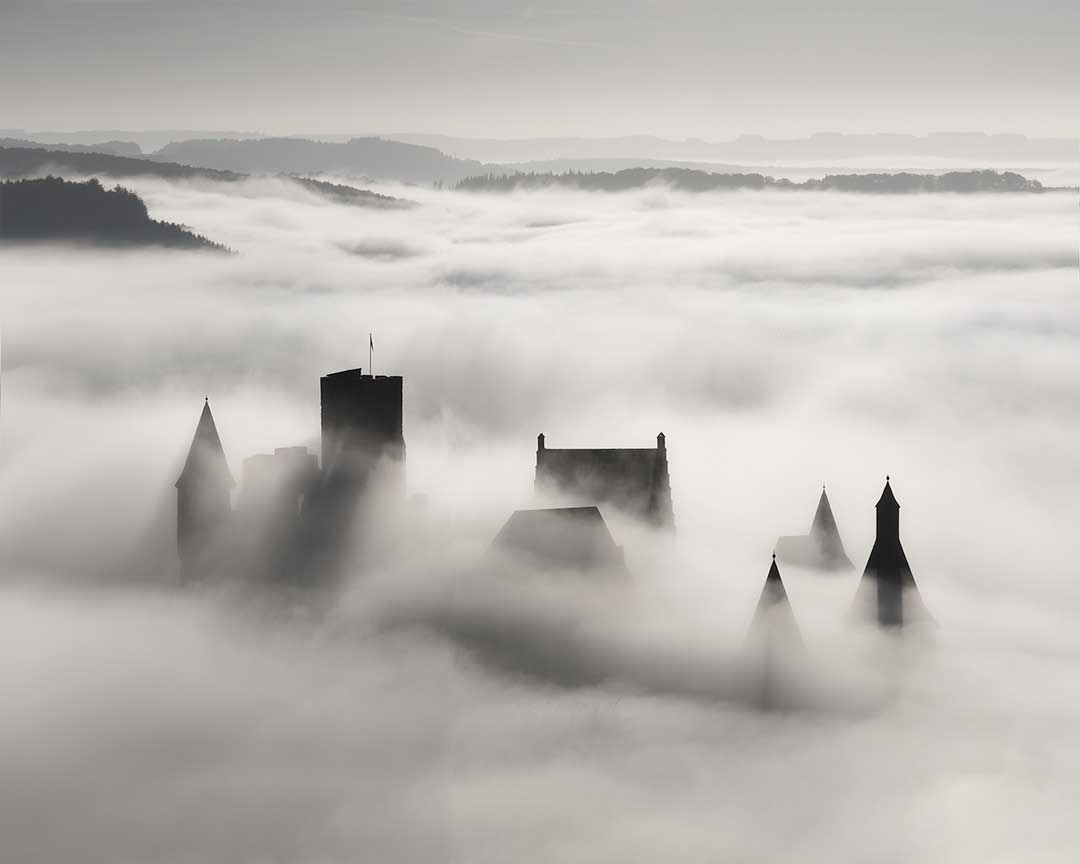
[369,333,374,351]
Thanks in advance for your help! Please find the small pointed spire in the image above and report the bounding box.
[877,476,899,509]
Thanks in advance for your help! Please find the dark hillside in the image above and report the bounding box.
[0,177,228,250]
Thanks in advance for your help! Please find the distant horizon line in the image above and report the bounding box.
[4,128,1079,144]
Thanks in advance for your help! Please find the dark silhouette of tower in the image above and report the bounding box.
[776,485,854,571]
[320,368,405,495]
[175,399,234,579]
[856,478,928,627]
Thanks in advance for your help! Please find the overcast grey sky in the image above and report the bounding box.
[1,0,1077,138]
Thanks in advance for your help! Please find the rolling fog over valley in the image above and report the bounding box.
[2,171,1079,861]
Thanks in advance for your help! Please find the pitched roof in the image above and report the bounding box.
[535,435,673,529]
[490,506,626,574]
[175,399,235,489]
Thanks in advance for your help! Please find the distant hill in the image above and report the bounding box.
[393,131,1080,165]
[291,177,415,208]
[154,137,488,184]
[0,146,241,181]
[0,128,263,153]
[457,168,1052,194]
[1,137,143,157]
[0,146,413,208]
[0,177,228,250]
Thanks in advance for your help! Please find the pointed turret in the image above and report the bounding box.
[175,399,234,577]
[176,399,234,491]
[748,555,802,646]
[775,484,854,571]
[874,477,900,543]
[855,478,928,627]
[746,554,803,711]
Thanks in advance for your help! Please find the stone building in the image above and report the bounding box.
[534,432,674,530]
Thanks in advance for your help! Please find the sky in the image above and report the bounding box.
[1,173,1078,861]
[2,0,1078,138]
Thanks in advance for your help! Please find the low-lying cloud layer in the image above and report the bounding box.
[1,177,1079,862]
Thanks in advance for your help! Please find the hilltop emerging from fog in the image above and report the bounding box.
[0,177,228,250]
[457,168,1054,194]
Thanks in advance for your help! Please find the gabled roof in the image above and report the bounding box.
[490,506,626,574]
[175,399,235,489]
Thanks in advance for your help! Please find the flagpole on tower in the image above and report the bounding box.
[369,332,373,376]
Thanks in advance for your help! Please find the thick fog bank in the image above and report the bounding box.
[1,178,1079,862]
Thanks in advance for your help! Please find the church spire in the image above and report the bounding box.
[856,477,930,627]
[176,399,234,490]
[749,554,802,645]
[175,398,234,578]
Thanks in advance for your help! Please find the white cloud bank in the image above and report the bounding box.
[1,177,1078,862]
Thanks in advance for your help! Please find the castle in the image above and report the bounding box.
[176,366,930,631]
[176,368,405,584]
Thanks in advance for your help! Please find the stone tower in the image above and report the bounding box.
[320,368,405,496]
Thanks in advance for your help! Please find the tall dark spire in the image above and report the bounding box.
[856,478,928,627]
[875,476,900,543]
[175,399,234,578]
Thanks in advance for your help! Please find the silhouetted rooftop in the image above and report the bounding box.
[856,478,931,628]
[535,433,674,529]
[176,400,234,490]
[490,506,626,574]
[877,478,899,509]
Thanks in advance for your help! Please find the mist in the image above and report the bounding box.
[2,174,1079,862]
